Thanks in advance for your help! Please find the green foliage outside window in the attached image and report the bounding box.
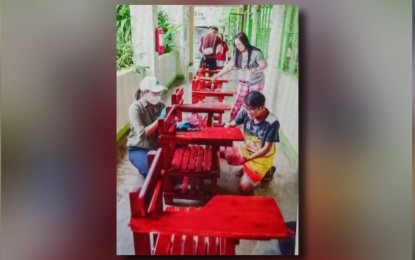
[116,5,149,73]
[277,5,299,78]
[157,10,181,54]
[255,5,273,60]
[227,8,243,47]
[116,5,133,70]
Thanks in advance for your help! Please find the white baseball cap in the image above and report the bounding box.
[139,76,167,92]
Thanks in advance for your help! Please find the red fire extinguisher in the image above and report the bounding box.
[155,28,164,54]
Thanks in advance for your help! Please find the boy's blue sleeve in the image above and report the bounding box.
[264,120,280,143]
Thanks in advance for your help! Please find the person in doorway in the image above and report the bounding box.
[198,26,221,70]
[224,91,279,195]
[212,32,268,120]
[126,76,167,178]
[215,33,229,67]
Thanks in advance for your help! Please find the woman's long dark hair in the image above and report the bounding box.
[233,32,262,69]
[135,89,142,100]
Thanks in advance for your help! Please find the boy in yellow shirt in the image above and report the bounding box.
[225,91,279,194]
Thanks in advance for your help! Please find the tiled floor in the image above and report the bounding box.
[116,65,299,255]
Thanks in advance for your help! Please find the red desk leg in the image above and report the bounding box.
[133,233,151,255]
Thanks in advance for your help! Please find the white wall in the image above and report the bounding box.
[119,5,180,135]
[264,70,299,156]
[116,54,177,134]
[263,5,299,155]
[116,69,144,132]
[156,51,178,87]
[130,5,157,76]
[158,5,189,78]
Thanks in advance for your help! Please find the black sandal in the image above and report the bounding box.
[235,169,244,177]
[262,166,276,182]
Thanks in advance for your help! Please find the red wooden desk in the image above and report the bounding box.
[183,101,231,126]
[193,102,231,110]
[176,103,230,112]
[196,76,228,84]
[159,127,244,169]
[197,64,222,77]
[129,150,289,255]
[159,127,244,203]
[192,76,228,90]
[192,90,235,104]
[175,103,231,126]
[160,127,243,146]
[130,195,288,240]
[161,104,231,129]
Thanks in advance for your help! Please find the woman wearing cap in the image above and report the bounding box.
[126,76,167,178]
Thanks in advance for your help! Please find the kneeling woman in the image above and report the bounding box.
[126,76,167,178]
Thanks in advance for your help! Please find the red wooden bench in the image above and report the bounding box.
[171,87,184,106]
[171,87,231,126]
[191,77,234,104]
[192,75,228,91]
[197,63,223,77]
[157,105,244,204]
[129,148,289,255]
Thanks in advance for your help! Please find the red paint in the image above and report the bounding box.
[129,147,289,255]
[162,127,244,144]
[130,195,289,239]
[157,106,243,203]
[171,88,184,105]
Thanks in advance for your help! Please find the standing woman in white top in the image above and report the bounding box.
[212,32,268,120]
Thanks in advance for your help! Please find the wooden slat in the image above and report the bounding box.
[181,176,189,194]
[171,234,183,255]
[129,188,142,218]
[195,236,207,255]
[176,207,186,212]
[162,191,213,201]
[188,146,197,171]
[171,148,184,169]
[180,147,191,171]
[130,196,289,240]
[195,146,204,172]
[183,235,194,255]
[133,233,151,255]
[157,118,167,135]
[168,123,176,133]
[138,148,163,217]
[203,146,211,171]
[207,237,219,255]
[176,104,228,113]
[148,178,163,215]
[162,127,244,145]
[219,238,236,255]
[164,206,180,212]
[192,90,234,97]
[189,177,197,195]
[154,234,172,255]
[186,206,198,212]
[160,106,177,135]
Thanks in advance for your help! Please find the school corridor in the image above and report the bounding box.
[116,4,299,255]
